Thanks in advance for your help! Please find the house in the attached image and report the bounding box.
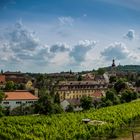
[60,99,83,111]
[0,75,6,87]
[60,90,103,111]
[47,72,76,81]
[82,73,95,81]
[56,81,107,101]
[4,71,27,84]
[1,91,38,110]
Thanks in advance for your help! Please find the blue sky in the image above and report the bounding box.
[0,0,140,72]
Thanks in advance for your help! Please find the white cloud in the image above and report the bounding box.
[124,29,135,40]
[58,16,74,26]
[0,22,99,72]
[101,42,130,60]
[50,43,70,53]
[0,21,49,66]
[0,42,18,62]
[69,40,97,63]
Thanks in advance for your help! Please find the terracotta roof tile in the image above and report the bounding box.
[91,91,103,98]
[0,75,5,83]
[5,91,38,100]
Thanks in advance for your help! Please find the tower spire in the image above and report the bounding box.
[112,58,116,67]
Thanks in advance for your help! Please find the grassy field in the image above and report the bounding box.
[1,101,140,140]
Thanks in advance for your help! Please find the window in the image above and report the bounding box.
[16,101,21,104]
[3,102,9,104]
[27,101,33,103]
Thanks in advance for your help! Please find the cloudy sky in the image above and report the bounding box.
[0,0,140,73]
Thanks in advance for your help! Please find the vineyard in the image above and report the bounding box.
[1,101,140,140]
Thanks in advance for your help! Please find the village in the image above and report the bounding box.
[0,59,140,115]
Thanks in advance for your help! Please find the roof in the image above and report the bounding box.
[0,75,5,83]
[4,91,38,100]
[91,91,103,98]
[58,81,106,86]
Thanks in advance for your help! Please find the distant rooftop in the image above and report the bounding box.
[4,91,38,100]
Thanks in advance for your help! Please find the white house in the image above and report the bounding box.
[1,91,38,110]
[60,99,83,111]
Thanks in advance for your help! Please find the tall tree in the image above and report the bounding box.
[97,68,105,75]
[114,79,127,93]
[5,81,15,91]
[80,96,92,110]
[0,90,5,117]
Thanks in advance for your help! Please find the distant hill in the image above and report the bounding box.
[104,65,140,72]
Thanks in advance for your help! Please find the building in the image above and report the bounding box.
[47,72,76,81]
[4,71,27,83]
[1,91,38,110]
[56,81,107,101]
[82,73,95,81]
[60,99,83,111]
[60,90,103,111]
[0,75,6,88]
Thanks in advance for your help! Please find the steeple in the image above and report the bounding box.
[111,59,116,76]
[112,59,116,67]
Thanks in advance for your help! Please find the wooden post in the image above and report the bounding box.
[132,131,134,140]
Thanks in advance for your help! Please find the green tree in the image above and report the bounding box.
[54,92,60,104]
[80,96,92,110]
[66,104,74,112]
[35,89,63,115]
[109,76,117,83]
[5,81,15,91]
[0,90,4,103]
[114,79,127,93]
[93,100,99,109]
[97,68,105,75]
[120,90,138,103]
[105,90,120,105]
[136,79,140,87]
[0,90,5,117]
[77,74,82,81]
[105,100,113,106]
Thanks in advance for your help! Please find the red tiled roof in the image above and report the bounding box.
[0,75,5,83]
[4,91,38,100]
[91,91,103,98]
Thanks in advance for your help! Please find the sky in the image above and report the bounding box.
[0,0,140,73]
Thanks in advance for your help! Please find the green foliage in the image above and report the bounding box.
[136,79,140,87]
[35,89,63,115]
[121,90,138,103]
[10,104,35,116]
[0,106,4,117]
[114,79,127,93]
[105,99,113,106]
[97,68,105,75]
[101,90,120,107]
[0,90,5,117]
[1,101,140,139]
[105,90,120,105]
[80,96,92,110]
[65,104,74,112]
[5,81,15,91]
[54,92,60,103]
[77,74,82,81]
[93,100,99,109]
[0,90,4,103]
[109,76,117,83]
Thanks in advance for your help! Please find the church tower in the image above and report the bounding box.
[112,59,116,67]
[111,59,116,75]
